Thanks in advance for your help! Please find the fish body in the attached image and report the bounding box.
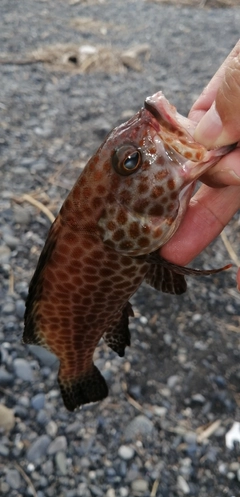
[23,92,231,411]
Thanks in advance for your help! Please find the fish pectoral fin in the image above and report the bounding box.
[145,263,187,295]
[103,302,134,357]
[58,364,108,412]
[145,250,231,295]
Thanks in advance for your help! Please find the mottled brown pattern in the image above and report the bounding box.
[24,91,232,411]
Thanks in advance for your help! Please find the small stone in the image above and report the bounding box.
[183,431,197,445]
[13,205,31,224]
[15,300,26,319]
[131,478,149,494]
[3,234,19,249]
[2,302,15,315]
[227,471,235,480]
[6,469,21,490]
[191,393,206,404]
[177,475,190,494]
[28,345,58,367]
[77,482,91,497]
[46,420,58,437]
[153,406,167,417]
[124,415,154,441]
[119,489,129,497]
[118,445,135,460]
[0,368,14,386]
[167,375,180,389]
[106,489,115,497]
[36,409,49,425]
[0,404,15,431]
[0,444,10,456]
[13,358,34,381]
[47,435,67,455]
[55,451,67,475]
[0,245,11,264]
[229,461,240,472]
[31,393,45,410]
[27,435,51,462]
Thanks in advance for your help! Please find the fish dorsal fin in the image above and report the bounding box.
[23,217,61,347]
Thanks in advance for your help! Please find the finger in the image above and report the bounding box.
[200,147,240,187]
[160,184,240,266]
[193,43,240,148]
[189,40,240,122]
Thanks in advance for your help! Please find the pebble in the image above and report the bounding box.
[177,475,190,494]
[77,482,91,497]
[131,478,149,494]
[118,445,135,460]
[124,415,154,441]
[0,368,14,386]
[191,393,206,404]
[3,234,19,249]
[13,358,34,382]
[55,451,67,475]
[0,443,10,457]
[6,469,21,490]
[46,420,58,437]
[36,409,49,425]
[167,375,180,389]
[0,245,11,264]
[47,435,67,455]
[31,393,45,410]
[0,404,15,431]
[15,299,26,319]
[28,344,58,367]
[26,434,51,462]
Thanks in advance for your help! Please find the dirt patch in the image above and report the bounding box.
[0,43,150,73]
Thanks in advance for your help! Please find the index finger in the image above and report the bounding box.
[189,40,240,123]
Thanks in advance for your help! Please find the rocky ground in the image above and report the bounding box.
[1,1,240,496]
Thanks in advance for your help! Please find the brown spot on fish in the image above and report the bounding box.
[129,222,140,239]
[151,185,164,199]
[112,229,125,242]
[148,205,164,216]
[167,179,175,190]
[116,209,128,225]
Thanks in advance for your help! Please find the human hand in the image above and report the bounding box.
[161,40,240,287]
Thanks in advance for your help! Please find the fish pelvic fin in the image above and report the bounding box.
[103,301,134,357]
[58,364,108,411]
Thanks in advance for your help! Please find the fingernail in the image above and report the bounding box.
[194,102,223,149]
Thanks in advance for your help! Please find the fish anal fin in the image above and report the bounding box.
[58,364,108,411]
[145,263,187,295]
[104,301,134,357]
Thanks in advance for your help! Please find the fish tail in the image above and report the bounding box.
[58,364,108,411]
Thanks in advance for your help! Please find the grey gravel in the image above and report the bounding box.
[47,435,67,455]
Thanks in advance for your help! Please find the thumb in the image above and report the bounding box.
[194,50,240,149]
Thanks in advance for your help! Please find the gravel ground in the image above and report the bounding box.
[1,1,240,496]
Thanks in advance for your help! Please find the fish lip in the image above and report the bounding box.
[144,98,163,126]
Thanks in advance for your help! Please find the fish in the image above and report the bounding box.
[23,91,232,411]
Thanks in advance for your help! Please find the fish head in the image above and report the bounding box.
[88,92,230,255]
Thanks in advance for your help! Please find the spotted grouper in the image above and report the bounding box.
[23,91,232,411]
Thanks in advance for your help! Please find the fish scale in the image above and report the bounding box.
[23,91,232,411]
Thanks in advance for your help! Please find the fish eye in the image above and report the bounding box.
[112,145,142,176]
